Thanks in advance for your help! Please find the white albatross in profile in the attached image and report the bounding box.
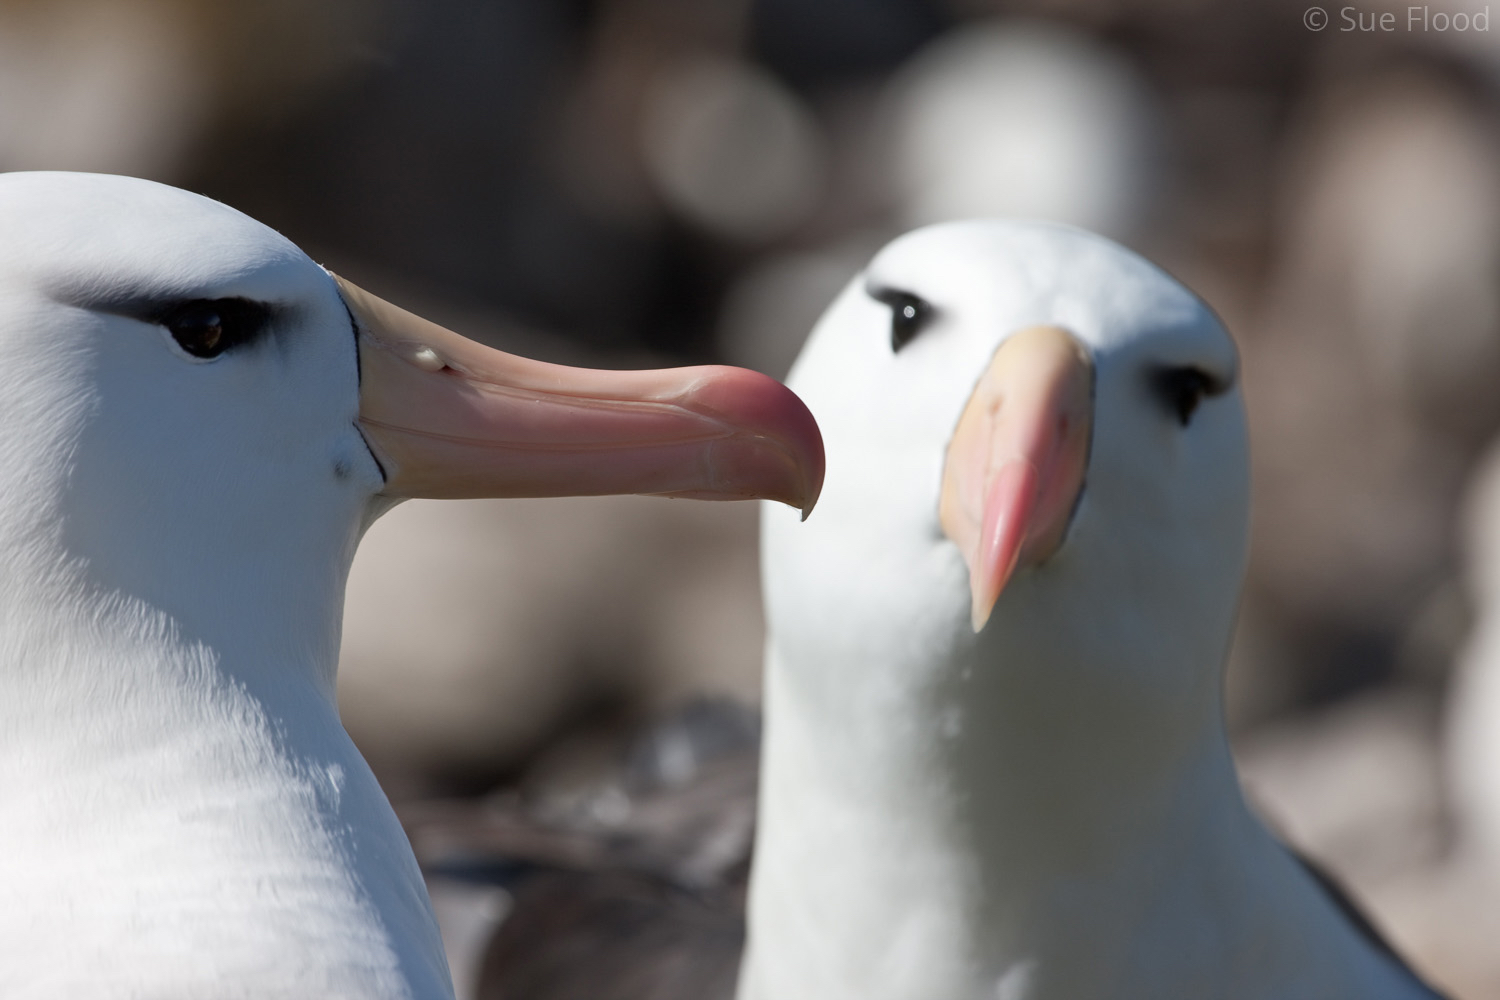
[0,171,823,999]
[740,220,1445,1000]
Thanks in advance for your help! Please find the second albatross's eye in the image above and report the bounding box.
[1151,365,1230,427]
[866,285,934,352]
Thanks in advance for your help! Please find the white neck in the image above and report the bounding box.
[0,518,450,998]
[740,637,1424,1000]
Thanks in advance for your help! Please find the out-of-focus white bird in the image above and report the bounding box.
[0,172,822,999]
[739,220,1444,1000]
[885,21,1162,241]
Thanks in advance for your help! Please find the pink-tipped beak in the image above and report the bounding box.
[336,275,824,515]
[939,326,1093,631]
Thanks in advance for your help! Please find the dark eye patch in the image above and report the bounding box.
[1151,365,1231,427]
[155,298,272,360]
[866,284,934,352]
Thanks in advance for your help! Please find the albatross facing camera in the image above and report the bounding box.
[742,220,1444,1000]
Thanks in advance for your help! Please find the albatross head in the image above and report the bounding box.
[0,171,823,692]
[763,219,1246,746]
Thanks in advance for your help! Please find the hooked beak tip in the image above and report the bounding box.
[799,464,824,520]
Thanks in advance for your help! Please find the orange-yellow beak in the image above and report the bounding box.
[939,326,1093,631]
[338,275,824,515]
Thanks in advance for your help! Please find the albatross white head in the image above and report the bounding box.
[743,220,1436,1000]
[0,172,822,999]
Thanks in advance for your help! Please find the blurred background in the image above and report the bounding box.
[8,0,1500,995]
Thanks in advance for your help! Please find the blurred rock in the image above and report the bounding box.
[1237,690,1447,887]
[475,871,743,1000]
[1356,855,1500,1000]
[1232,65,1500,719]
[407,700,759,888]
[1235,688,1460,995]
[428,877,513,1000]
[408,700,759,1000]
[1324,75,1500,440]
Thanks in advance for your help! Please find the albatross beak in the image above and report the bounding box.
[336,275,824,515]
[939,326,1093,632]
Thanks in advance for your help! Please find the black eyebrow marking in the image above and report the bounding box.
[55,289,293,340]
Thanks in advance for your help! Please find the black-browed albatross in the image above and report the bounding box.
[740,219,1446,1000]
[0,171,822,999]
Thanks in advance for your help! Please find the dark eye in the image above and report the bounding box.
[866,284,933,352]
[1151,365,1229,426]
[158,299,270,360]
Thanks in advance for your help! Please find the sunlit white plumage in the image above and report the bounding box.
[0,173,431,999]
[740,220,1442,1000]
[0,172,822,999]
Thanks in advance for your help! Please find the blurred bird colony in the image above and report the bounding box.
[7,0,1500,996]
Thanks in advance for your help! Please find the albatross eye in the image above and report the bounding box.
[160,299,270,360]
[1151,365,1230,427]
[866,285,934,352]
